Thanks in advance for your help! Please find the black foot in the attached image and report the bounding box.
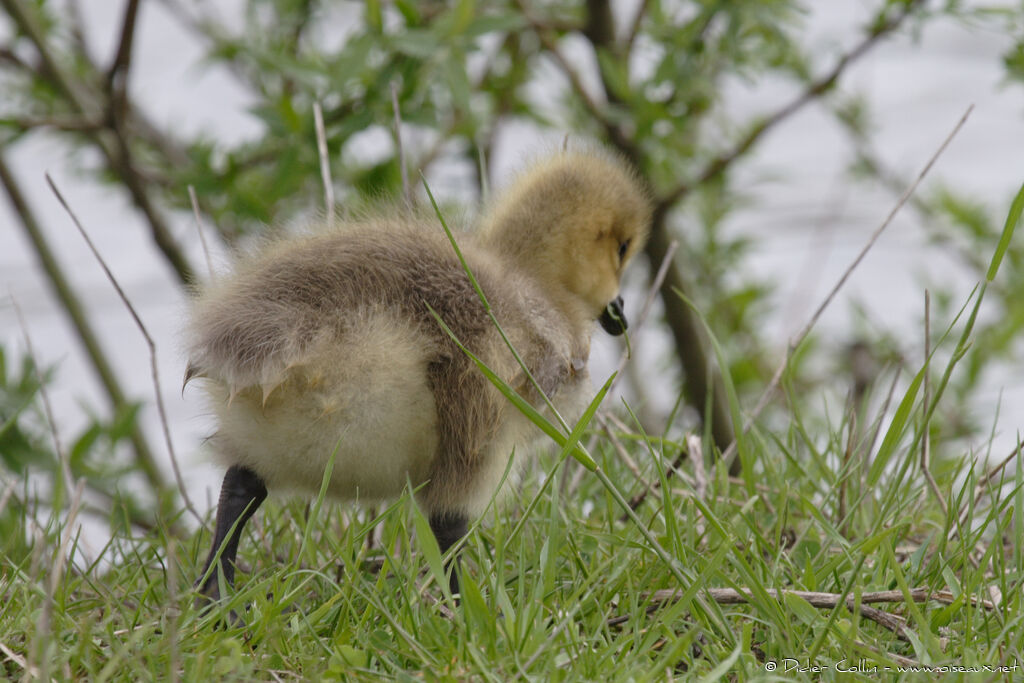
[429,511,468,596]
[196,465,268,604]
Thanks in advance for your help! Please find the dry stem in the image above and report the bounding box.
[722,105,974,467]
[188,185,216,279]
[313,102,335,224]
[391,82,412,206]
[608,586,992,644]
[45,174,203,528]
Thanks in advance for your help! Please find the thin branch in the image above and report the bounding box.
[106,0,141,123]
[107,107,198,284]
[391,82,412,206]
[721,105,974,467]
[975,441,1022,491]
[0,115,102,132]
[545,0,731,456]
[312,102,335,223]
[609,586,991,642]
[624,0,650,53]
[0,152,166,499]
[0,640,38,681]
[953,438,1023,540]
[579,0,924,459]
[2,0,197,284]
[0,0,96,114]
[515,0,634,155]
[65,0,89,57]
[657,0,928,208]
[600,415,657,493]
[46,174,204,528]
[0,46,31,69]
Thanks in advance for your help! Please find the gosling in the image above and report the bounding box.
[187,146,651,604]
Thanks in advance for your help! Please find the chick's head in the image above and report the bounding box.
[481,149,652,332]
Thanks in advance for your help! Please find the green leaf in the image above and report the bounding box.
[783,592,823,627]
[596,49,631,101]
[366,0,382,33]
[987,181,1024,281]
[449,0,475,36]
[867,367,924,486]
[389,29,438,59]
[697,642,742,682]
[465,12,526,37]
[412,501,449,597]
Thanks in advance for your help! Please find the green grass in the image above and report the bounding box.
[1,380,1021,681]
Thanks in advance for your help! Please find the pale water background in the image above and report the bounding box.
[2,2,1023,554]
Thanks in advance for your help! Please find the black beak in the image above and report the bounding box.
[599,296,628,336]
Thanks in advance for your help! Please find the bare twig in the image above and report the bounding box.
[188,185,216,279]
[0,640,38,681]
[312,102,335,224]
[106,0,141,122]
[658,0,928,207]
[46,174,204,528]
[11,298,74,497]
[953,438,1023,541]
[624,0,650,53]
[391,82,412,206]
[609,586,990,643]
[516,1,634,154]
[2,0,197,284]
[0,115,102,132]
[0,46,31,69]
[107,0,140,84]
[0,153,166,499]
[722,105,974,467]
[974,440,1022,491]
[705,586,990,608]
[601,416,655,491]
[65,0,88,56]
[558,0,926,458]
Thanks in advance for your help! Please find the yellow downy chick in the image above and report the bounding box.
[187,144,651,605]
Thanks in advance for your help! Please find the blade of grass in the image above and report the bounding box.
[986,181,1024,282]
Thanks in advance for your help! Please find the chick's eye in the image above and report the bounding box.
[617,239,631,262]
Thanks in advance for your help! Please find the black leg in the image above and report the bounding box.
[429,511,469,596]
[196,465,268,603]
